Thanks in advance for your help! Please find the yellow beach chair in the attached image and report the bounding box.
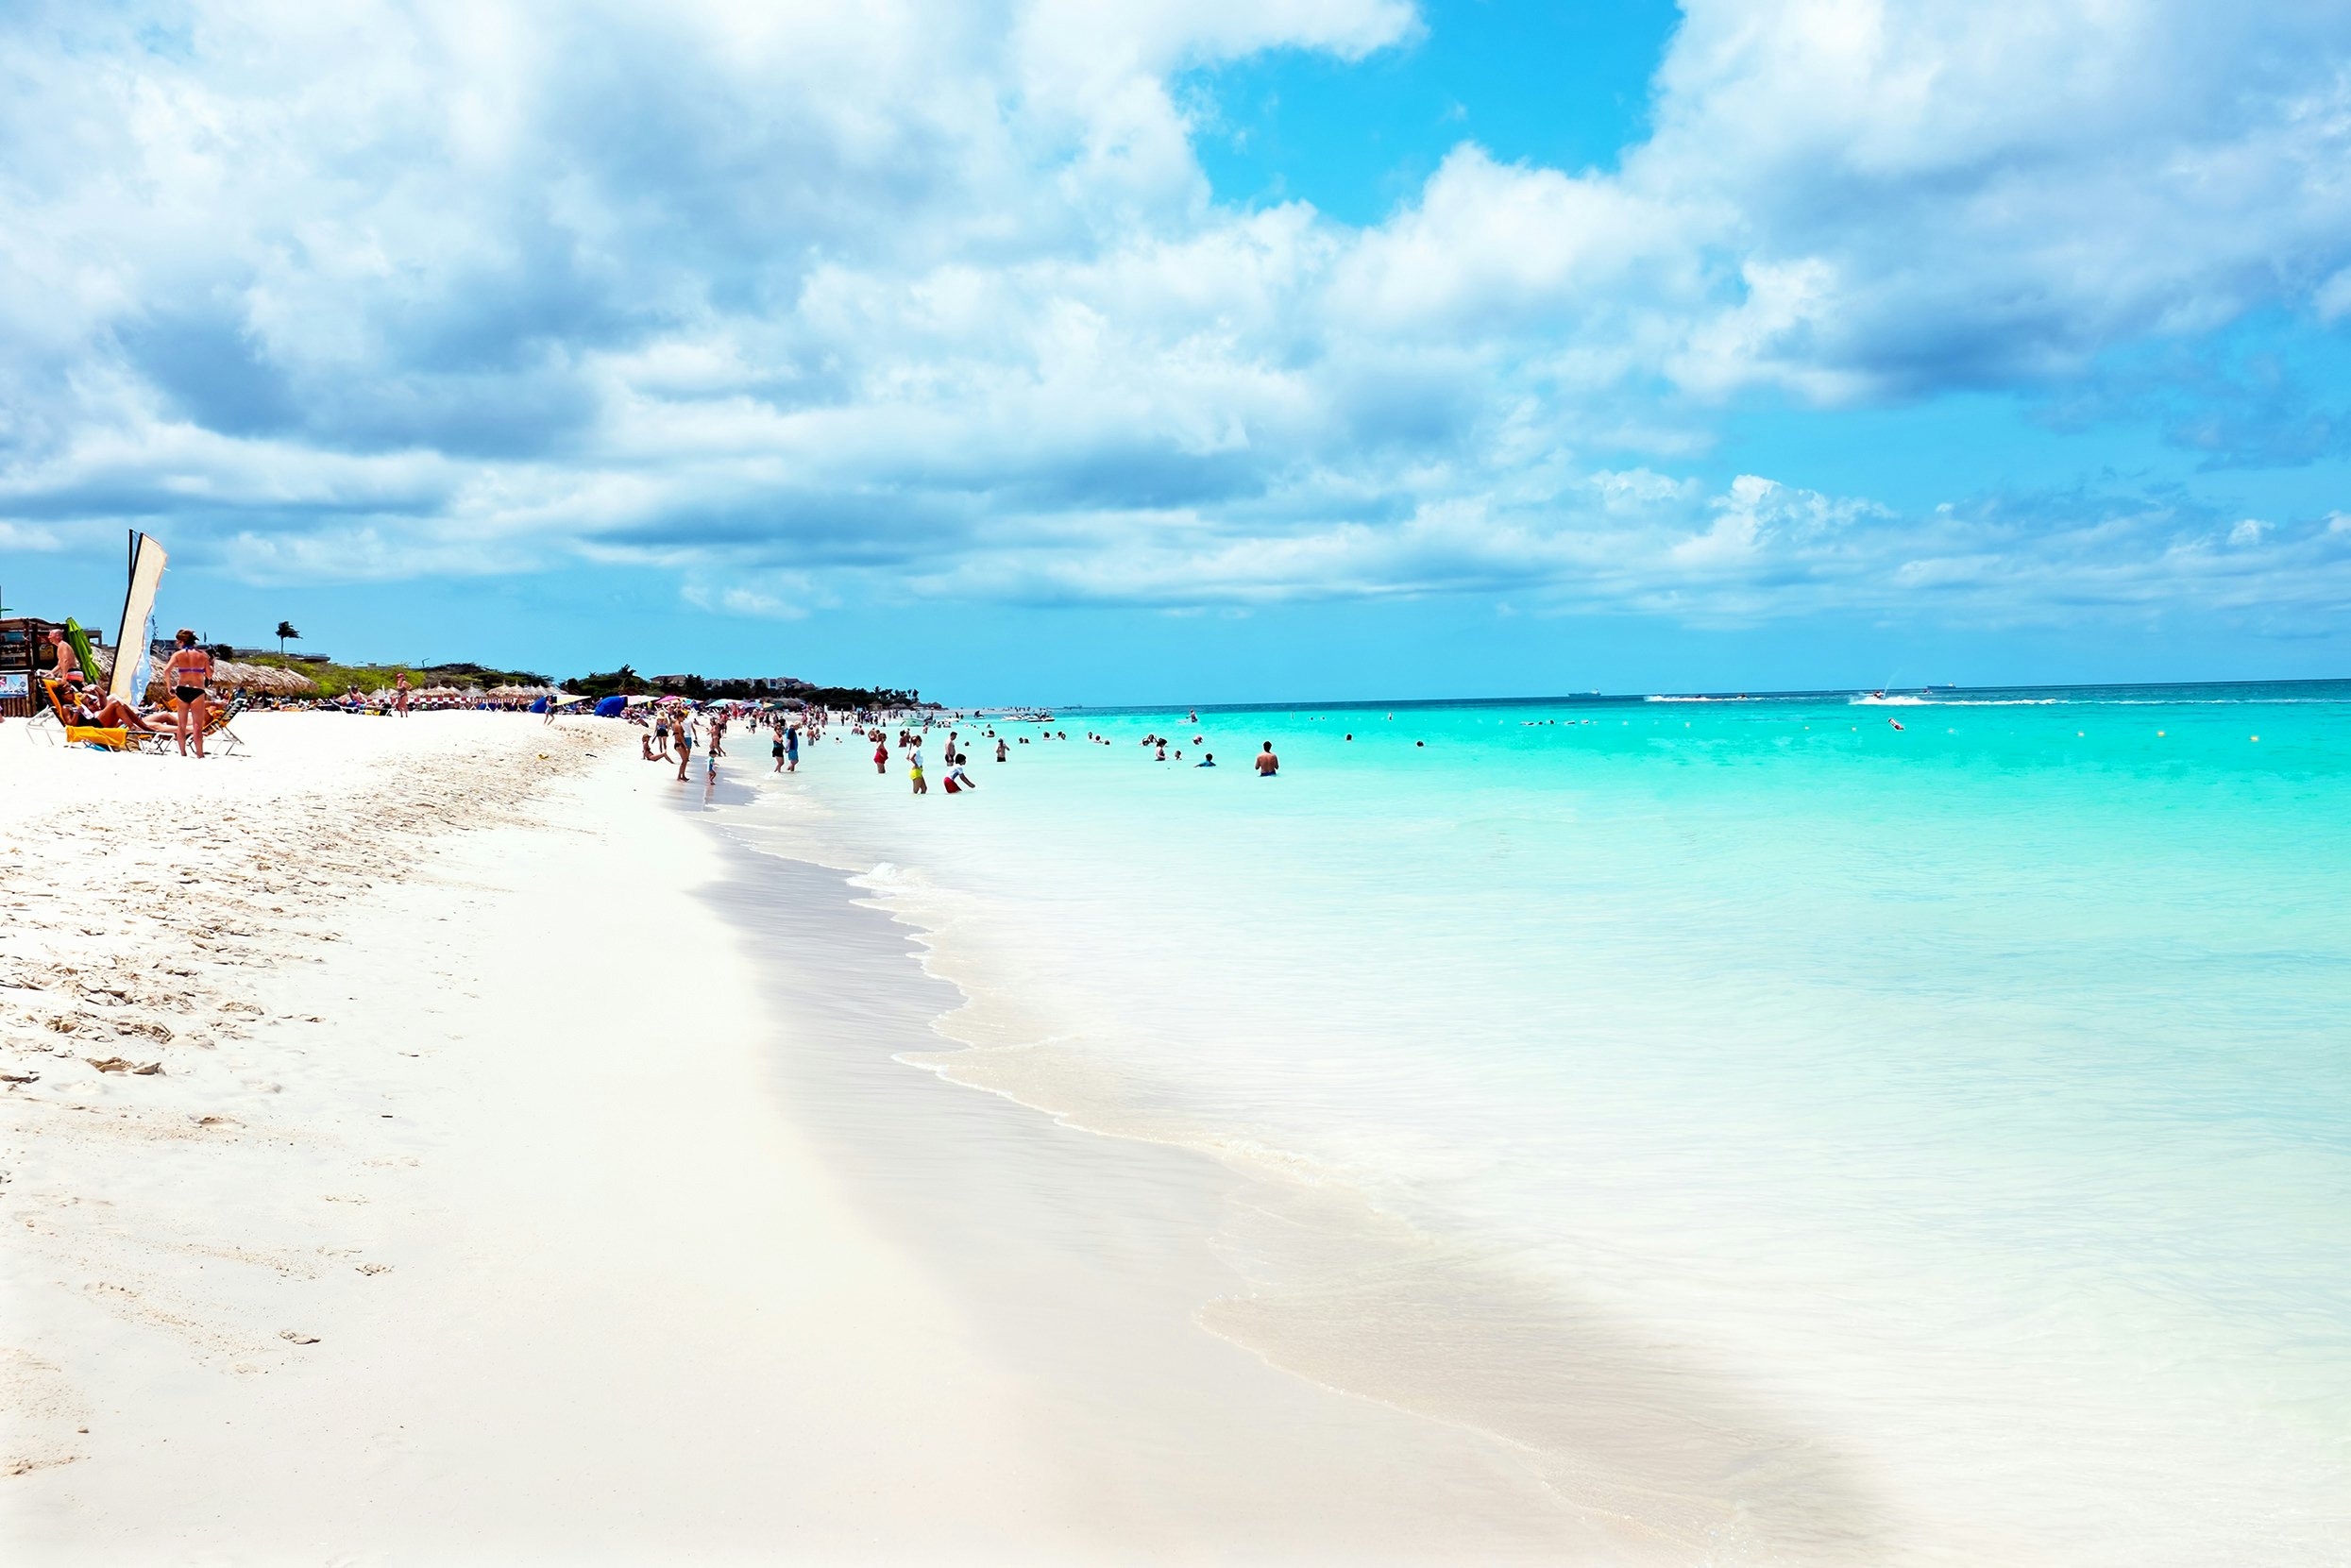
[32,677,139,751]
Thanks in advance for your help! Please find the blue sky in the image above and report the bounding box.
[3,0,2349,703]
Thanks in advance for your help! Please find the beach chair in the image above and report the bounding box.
[30,677,144,752]
[163,691,250,757]
[206,694,250,756]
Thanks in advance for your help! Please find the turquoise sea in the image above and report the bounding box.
[736,681,2351,1563]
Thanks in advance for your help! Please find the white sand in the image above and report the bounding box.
[1,716,1630,1564]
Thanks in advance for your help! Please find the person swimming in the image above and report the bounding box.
[1255,742,1277,777]
[1197,752,1215,767]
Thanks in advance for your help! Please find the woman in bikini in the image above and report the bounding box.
[164,629,214,758]
[74,687,161,733]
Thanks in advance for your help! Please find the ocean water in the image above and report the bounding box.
[727,682,2351,1563]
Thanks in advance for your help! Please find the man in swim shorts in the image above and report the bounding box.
[45,629,84,689]
[1255,742,1277,777]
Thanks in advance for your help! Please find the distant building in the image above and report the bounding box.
[230,647,330,664]
[0,617,107,717]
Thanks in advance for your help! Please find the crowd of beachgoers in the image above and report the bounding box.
[721,705,1286,798]
[28,618,1297,790]
[614,700,1306,801]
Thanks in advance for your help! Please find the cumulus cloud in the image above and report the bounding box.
[0,0,2347,632]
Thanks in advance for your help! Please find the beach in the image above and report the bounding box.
[7,690,2348,1565]
[1,714,1624,1564]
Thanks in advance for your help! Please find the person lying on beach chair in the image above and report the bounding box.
[34,677,152,751]
[71,684,162,735]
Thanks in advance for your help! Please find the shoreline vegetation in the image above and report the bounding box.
[233,654,552,700]
[559,664,925,708]
[222,653,925,712]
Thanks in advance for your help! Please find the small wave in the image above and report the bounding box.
[1850,694,1928,705]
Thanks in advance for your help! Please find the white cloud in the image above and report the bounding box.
[0,0,2347,635]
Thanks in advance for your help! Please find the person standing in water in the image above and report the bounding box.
[908,739,927,795]
[786,724,800,772]
[1255,741,1278,777]
[673,710,696,783]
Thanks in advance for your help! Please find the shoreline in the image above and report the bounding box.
[690,821,1619,1561]
[708,767,1886,1564]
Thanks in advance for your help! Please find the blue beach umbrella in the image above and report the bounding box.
[594,695,626,717]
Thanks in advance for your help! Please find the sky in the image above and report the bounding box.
[3,0,2349,704]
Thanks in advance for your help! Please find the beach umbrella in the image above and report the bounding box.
[594,695,627,717]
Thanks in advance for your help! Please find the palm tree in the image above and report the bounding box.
[276,620,300,659]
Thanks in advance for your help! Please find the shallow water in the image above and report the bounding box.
[726,682,2351,1563]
